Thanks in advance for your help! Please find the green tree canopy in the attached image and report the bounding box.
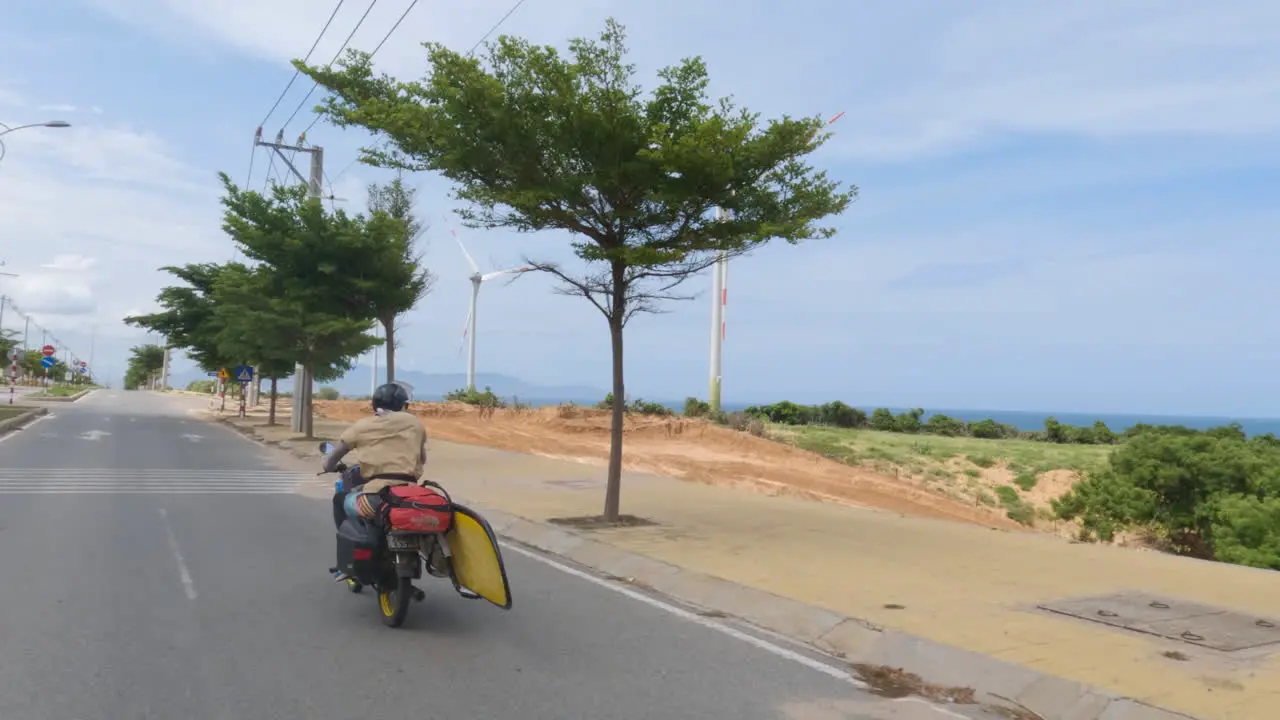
[125,263,237,373]
[297,19,854,519]
[123,344,165,389]
[365,175,435,382]
[216,175,387,436]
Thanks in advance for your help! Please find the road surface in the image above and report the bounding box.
[0,391,999,719]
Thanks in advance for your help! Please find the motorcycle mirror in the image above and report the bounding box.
[319,441,334,454]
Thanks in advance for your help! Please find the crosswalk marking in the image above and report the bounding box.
[0,469,325,494]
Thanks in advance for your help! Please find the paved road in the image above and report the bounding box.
[0,391,999,720]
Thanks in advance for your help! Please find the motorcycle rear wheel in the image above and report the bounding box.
[377,576,413,627]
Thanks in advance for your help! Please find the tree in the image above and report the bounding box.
[217,175,386,437]
[125,263,238,373]
[123,344,166,389]
[297,19,855,521]
[365,175,435,382]
[211,262,369,428]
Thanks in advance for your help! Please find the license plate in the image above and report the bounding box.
[386,535,422,551]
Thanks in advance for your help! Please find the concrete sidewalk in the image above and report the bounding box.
[221,411,1279,720]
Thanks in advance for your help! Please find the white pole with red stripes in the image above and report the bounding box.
[706,111,843,412]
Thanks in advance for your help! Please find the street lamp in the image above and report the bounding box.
[0,120,71,165]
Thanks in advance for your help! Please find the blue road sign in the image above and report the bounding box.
[40,356,55,368]
[206,371,218,377]
[234,365,255,383]
[78,366,88,374]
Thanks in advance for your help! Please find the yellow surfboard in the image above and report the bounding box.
[445,504,513,610]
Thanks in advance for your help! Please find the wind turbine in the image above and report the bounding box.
[453,230,531,392]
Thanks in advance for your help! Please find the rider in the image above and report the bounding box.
[324,382,427,580]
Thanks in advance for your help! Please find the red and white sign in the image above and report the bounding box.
[80,361,87,368]
[41,345,55,357]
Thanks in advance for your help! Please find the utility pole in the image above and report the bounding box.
[708,209,728,412]
[159,346,171,390]
[371,323,379,396]
[254,127,324,437]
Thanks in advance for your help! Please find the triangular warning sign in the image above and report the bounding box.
[236,368,254,382]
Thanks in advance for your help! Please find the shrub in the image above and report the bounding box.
[446,386,506,408]
[967,453,995,468]
[683,397,711,417]
[925,413,965,436]
[893,408,924,434]
[315,386,341,401]
[596,393,670,416]
[969,418,1016,439]
[869,407,896,431]
[187,379,216,393]
[817,400,866,428]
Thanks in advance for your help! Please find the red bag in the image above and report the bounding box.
[380,484,453,533]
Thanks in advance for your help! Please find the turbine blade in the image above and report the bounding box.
[452,230,480,274]
[480,265,533,282]
[457,305,473,356]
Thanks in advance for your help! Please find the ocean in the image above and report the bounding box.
[499,396,1280,437]
[719,404,1280,438]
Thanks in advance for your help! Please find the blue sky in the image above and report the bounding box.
[1,0,1278,416]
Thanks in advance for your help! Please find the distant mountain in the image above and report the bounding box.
[170,367,607,404]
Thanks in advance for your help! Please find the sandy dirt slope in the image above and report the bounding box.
[315,400,1025,531]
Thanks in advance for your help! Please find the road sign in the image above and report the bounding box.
[64,371,72,383]
[78,366,88,374]
[79,360,87,368]
[234,365,255,383]
[40,356,55,368]
[217,368,230,382]
[206,371,218,377]
[6,346,20,362]
[41,345,55,357]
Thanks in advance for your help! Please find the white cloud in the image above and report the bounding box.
[41,254,99,272]
[82,0,1280,163]
[37,103,78,113]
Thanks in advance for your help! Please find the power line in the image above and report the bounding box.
[283,0,380,134]
[301,0,418,138]
[258,0,348,130]
[467,0,529,56]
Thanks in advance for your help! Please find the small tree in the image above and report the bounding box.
[217,176,384,437]
[123,344,166,389]
[366,175,435,382]
[298,19,854,520]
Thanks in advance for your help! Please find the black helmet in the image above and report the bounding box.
[371,382,410,412]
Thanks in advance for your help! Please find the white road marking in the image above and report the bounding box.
[159,508,197,600]
[181,433,203,443]
[505,545,976,718]
[506,544,864,684]
[0,469,322,494]
[78,430,112,441]
[0,412,55,444]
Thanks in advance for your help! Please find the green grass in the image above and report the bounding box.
[782,425,1111,475]
[40,384,94,398]
[0,406,26,421]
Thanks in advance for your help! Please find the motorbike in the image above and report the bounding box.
[319,441,513,628]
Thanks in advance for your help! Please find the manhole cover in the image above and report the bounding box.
[1039,591,1280,652]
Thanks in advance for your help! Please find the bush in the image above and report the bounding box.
[683,397,711,417]
[817,401,866,428]
[446,386,506,408]
[1053,427,1280,568]
[925,413,965,436]
[869,407,896,431]
[596,393,671,416]
[315,386,341,401]
[187,379,216,393]
[893,408,924,434]
[969,418,1016,439]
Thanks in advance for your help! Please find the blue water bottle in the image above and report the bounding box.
[334,472,345,494]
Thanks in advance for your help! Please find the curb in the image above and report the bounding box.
[26,389,93,403]
[215,415,1198,720]
[0,406,49,435]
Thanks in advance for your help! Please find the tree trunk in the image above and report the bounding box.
[382,316,396,383]
[300,364,314,439]
[268,377,278,426]
[603,316,625,522]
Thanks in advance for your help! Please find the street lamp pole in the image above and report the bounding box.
[0,120,71,165]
